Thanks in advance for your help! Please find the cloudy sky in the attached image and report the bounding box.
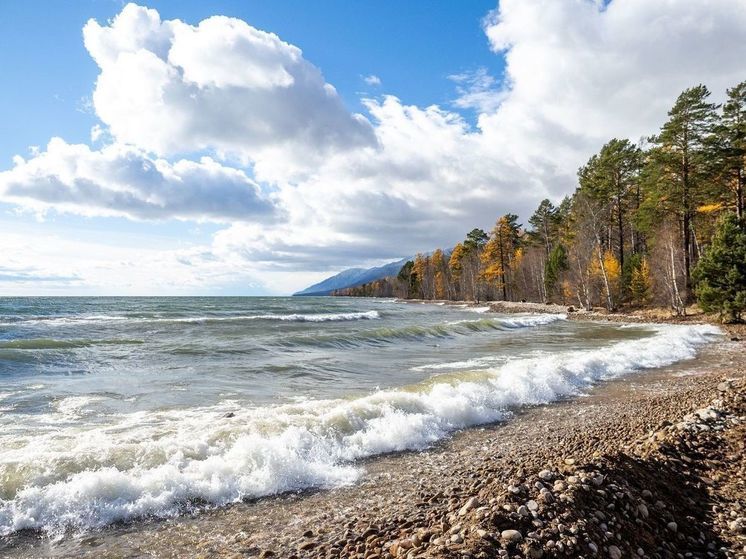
[1,0,745,295]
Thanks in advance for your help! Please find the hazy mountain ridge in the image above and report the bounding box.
[293,258,408,296]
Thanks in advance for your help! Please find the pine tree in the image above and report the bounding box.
[717,81,746,221]
[643,85,720,300]
[528,199,558,256]
[630,257,652,305]
[692,213,746,322]
[544,244,568,300]
[578,138,642,274]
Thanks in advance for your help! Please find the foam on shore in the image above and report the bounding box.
[0,323,721,536]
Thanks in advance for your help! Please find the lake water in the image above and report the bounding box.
[0,296,721,536]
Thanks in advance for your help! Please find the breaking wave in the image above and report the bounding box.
[0,323,720,536]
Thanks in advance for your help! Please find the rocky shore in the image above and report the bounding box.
[6,333,743,559]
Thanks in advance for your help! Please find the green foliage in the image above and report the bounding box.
[627,254,652,305]
[464,228,488,251]
[716,80,746,219]
[544,244,568,295]
[692,213,746,322]
[641,85,720,224]
[528,199,558,253]
[397,260,418,295]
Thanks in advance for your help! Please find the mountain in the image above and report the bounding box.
[293,258,408,296]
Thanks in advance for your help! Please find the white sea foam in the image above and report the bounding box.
[0,323,720,536]
[448,313,565,328]
[1,310,381,327]
[247,310,380,322]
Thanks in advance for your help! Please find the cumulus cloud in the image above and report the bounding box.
[0,138,278,222]
[209,0,746,275]
[363,74,382,86]
[3,1,746,293]
[479,0,746,172]
[83,3,375,181]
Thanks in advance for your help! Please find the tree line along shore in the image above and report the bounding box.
[334,81,746,323]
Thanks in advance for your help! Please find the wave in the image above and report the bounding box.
[448,313,565,328]
[0,338,144,350]
[0,311,380,327]
[278,314,565,349]
[0,323,720,536]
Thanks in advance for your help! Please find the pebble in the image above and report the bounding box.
[501,529,523,543]
[538,470,553,481]
[459,497,479,516]
[608,545,622,559]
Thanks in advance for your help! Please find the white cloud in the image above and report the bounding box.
[449,68,506,113]
[0,228,280,295]
[3,1,746,293]
[363,74,382,86]
[0,138,278,222]
[209,0,746,276]
[82,3,375,182]
[479,0,746,171]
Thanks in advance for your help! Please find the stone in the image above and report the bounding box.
[637,503,649,519]
[608,545,622,559]
[527,499,539,512]
[501,529,523,543]
[667,521,678,532]
[518,505,530,516]
[588,542,598,554]
[450,534,463,544]
[459,497,479,516]
[538,470,553,481]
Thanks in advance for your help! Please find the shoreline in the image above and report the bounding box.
[4,323,744,558]
[400,298,746,337]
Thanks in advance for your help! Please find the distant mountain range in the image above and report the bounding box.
[293,258,408,296]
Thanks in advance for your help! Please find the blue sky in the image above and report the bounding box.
[0,0,744,295]
[0,0,503,295]
[0,1,502,162]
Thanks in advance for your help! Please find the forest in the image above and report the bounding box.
[333,82,746,322]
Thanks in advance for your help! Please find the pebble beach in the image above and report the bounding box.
[5,312,744,559]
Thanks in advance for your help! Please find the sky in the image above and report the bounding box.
[0,0,745,295]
